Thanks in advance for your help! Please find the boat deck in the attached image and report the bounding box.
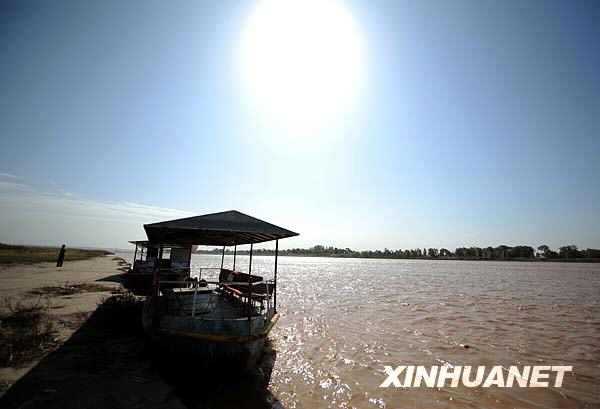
[162,290,260,320]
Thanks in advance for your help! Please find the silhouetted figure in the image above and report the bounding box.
[56,244,66,267]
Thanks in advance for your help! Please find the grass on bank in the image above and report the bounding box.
[29,282,114,297]
[0,298,58,367]
[0,243,111,265]
[0,288,139,368]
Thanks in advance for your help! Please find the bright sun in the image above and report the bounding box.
[240,0,365,130]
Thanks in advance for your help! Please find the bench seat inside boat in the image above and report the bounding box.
[218,268,274,300]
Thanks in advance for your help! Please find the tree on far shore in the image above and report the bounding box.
[197,243,600,261]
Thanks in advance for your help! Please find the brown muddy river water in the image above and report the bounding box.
[137,254,600,408]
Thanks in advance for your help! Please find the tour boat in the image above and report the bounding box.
[124,241,193,295]
[139,210,298,372]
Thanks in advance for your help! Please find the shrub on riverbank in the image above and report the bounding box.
[0,298,58,367]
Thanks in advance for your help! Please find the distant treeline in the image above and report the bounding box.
[198,244,600,261]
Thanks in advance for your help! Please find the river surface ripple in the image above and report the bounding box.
[176,255,599,408]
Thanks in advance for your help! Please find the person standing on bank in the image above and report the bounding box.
[56,244,66,267]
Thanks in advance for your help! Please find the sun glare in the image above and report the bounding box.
[240,0,365,131]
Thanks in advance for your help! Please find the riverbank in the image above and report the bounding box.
[0,256,187,408]
[0,256,282,409]
[0,256,126,390]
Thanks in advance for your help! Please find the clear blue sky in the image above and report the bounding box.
[1,0,599,250]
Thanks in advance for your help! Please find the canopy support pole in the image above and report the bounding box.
[274,239,278,313]
[248,242,253,329]
[155,232,165,298]
[248,243,253,275]
[133,243,138,264]
[220,246,225,270]
[233,244,237,271]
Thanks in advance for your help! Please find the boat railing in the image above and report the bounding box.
[191,267,221,280]
[156,278,275,318]
[159,280,265,286]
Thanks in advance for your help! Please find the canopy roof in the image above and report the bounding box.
[128,240,191,249]
[143,210,299,246]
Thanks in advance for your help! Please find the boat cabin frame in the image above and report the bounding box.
[129,240,194,275]
[143,210,298,332]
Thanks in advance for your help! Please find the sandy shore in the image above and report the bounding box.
[0,255,123,303]
[0,256,281,409]
[0,256,186,409]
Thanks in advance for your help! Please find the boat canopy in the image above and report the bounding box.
[143,210,299,246]
[128,240,192,249]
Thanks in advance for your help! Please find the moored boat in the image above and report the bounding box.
[140,210,298,372]
[124,241,193,295]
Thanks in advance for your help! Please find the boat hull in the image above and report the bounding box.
[142,295,279,373]
[123,271,153,294]
[124,271,187,295]
[148,329,268,372]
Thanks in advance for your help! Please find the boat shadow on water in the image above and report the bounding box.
[0,293,283,409]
